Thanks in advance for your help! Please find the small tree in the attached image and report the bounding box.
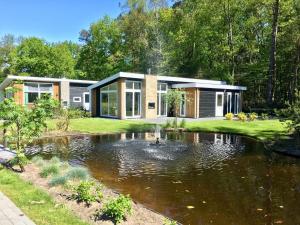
[0,90,58,172]
[166,89,185,128]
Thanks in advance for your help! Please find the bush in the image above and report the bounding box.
[225,113,234,120]
[237,112,247,122]
[179,119,186,128]
[66,166,90,180]
[172,119,177,128]
[261,113,269,120]
[163,218,178,225]
[31,155,45,167]
[8,153,29,172]
[40,163,60,178]
[100,194,133,224]
[49,175,69,187]
[249,112,258,121]
[72,181,103,205]
[164,120,172,128]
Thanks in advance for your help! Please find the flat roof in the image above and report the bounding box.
[0,75,97,91]
[88,72,246,91]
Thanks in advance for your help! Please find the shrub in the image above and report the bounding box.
[249,112,258,121]
[165,120,172,128]
[237,112,247,122]
[100,194,133,224]
[261,113,269,120]
[179,119,186,128]
[31,155,45,167]
[49,175,69,187]
[225,113,234,120]
[66,166,90,180]
[172,118,177,128]
[163,218,178,225]
[72,181,103,205]
[40,163,60,178]
[8,153,29,172]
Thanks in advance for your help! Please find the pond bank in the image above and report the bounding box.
[4,163,167,225]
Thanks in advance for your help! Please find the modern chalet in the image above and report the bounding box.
[0,75,97,110]
[88,72,247,119]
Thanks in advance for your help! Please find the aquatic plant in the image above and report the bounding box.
[163,218,178,225]
[99,194,133,224]
[40,163,60,178]
[65,166,90,180]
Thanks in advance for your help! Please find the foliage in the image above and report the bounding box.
[65,166,90,180]
[179,119,186,128]
[249,112,258,121]
[100,194,133,224]
[172,118,177,129]
[40,163,60,178]
[49,175,69,187]
[261,113,269,120]
[225,113,234,120]
[237,112,248,122]
[49,156,61,164]
[276,90,300,133]
[71,181,103,205]
[163,218,178,225]
[0,92,58,172]
[56,108,90,132]
[164,120,172,128]
[8,152,29,172]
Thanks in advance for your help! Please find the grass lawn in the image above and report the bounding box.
[47,118,155,134]
[0,168,88,225]
[186,119,289,140]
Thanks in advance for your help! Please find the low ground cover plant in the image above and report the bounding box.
[237,112,247,122]
[40,163,60,178]
[99,194,133,224]
[65,166,90,180]
[261,113,269,120]
[249,112,258,121]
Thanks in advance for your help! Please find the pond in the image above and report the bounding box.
[28,132,300,225]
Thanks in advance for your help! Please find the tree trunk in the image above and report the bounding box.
[267,0,279,106]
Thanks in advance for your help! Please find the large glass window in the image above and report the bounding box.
[126,81,141,117]
[100,82,118,117]
[24,83,53,104]
[157,83,168,117]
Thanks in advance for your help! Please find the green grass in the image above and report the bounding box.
[0,169,88,225]
[186,119,289,140]
[47,118,155,133]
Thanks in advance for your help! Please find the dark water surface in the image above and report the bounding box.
[29,132,300,225]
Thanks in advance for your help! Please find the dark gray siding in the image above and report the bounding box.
[69,83,91,108]
[199,90,216,117]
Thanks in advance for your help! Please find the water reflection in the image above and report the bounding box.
[28,132,300,225]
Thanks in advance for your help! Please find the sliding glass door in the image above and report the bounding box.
[126,81,141,118]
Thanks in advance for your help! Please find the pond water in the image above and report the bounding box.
[29,132,300,225]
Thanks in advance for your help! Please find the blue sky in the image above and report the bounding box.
[0,0,124,43]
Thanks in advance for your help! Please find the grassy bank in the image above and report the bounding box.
[0,168,88,225]
[186,119,288,140]
[47,118,154,134]
[46,118,289,141]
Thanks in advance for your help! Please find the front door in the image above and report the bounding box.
[83,92,90,111]
[215,92,224,117]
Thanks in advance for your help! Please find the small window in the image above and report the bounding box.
[73,97,81,102]
[84,94,90,103]
[126,81,134,89]
[25,92,39,104]
[160,84,167,91]
[134,82,141,90]
[217,94,223,107]
[39,83,53,92]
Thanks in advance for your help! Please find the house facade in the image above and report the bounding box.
[88,72,247,119]
[0,75,97,110]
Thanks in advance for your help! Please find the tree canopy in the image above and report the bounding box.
[0,0,299,109]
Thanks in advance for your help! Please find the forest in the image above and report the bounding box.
[0,0,299,110]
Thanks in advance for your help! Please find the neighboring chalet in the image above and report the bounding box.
[0,75,97,110]
[88,72,247,119]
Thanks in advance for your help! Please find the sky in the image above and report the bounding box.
[0,0,124,43]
